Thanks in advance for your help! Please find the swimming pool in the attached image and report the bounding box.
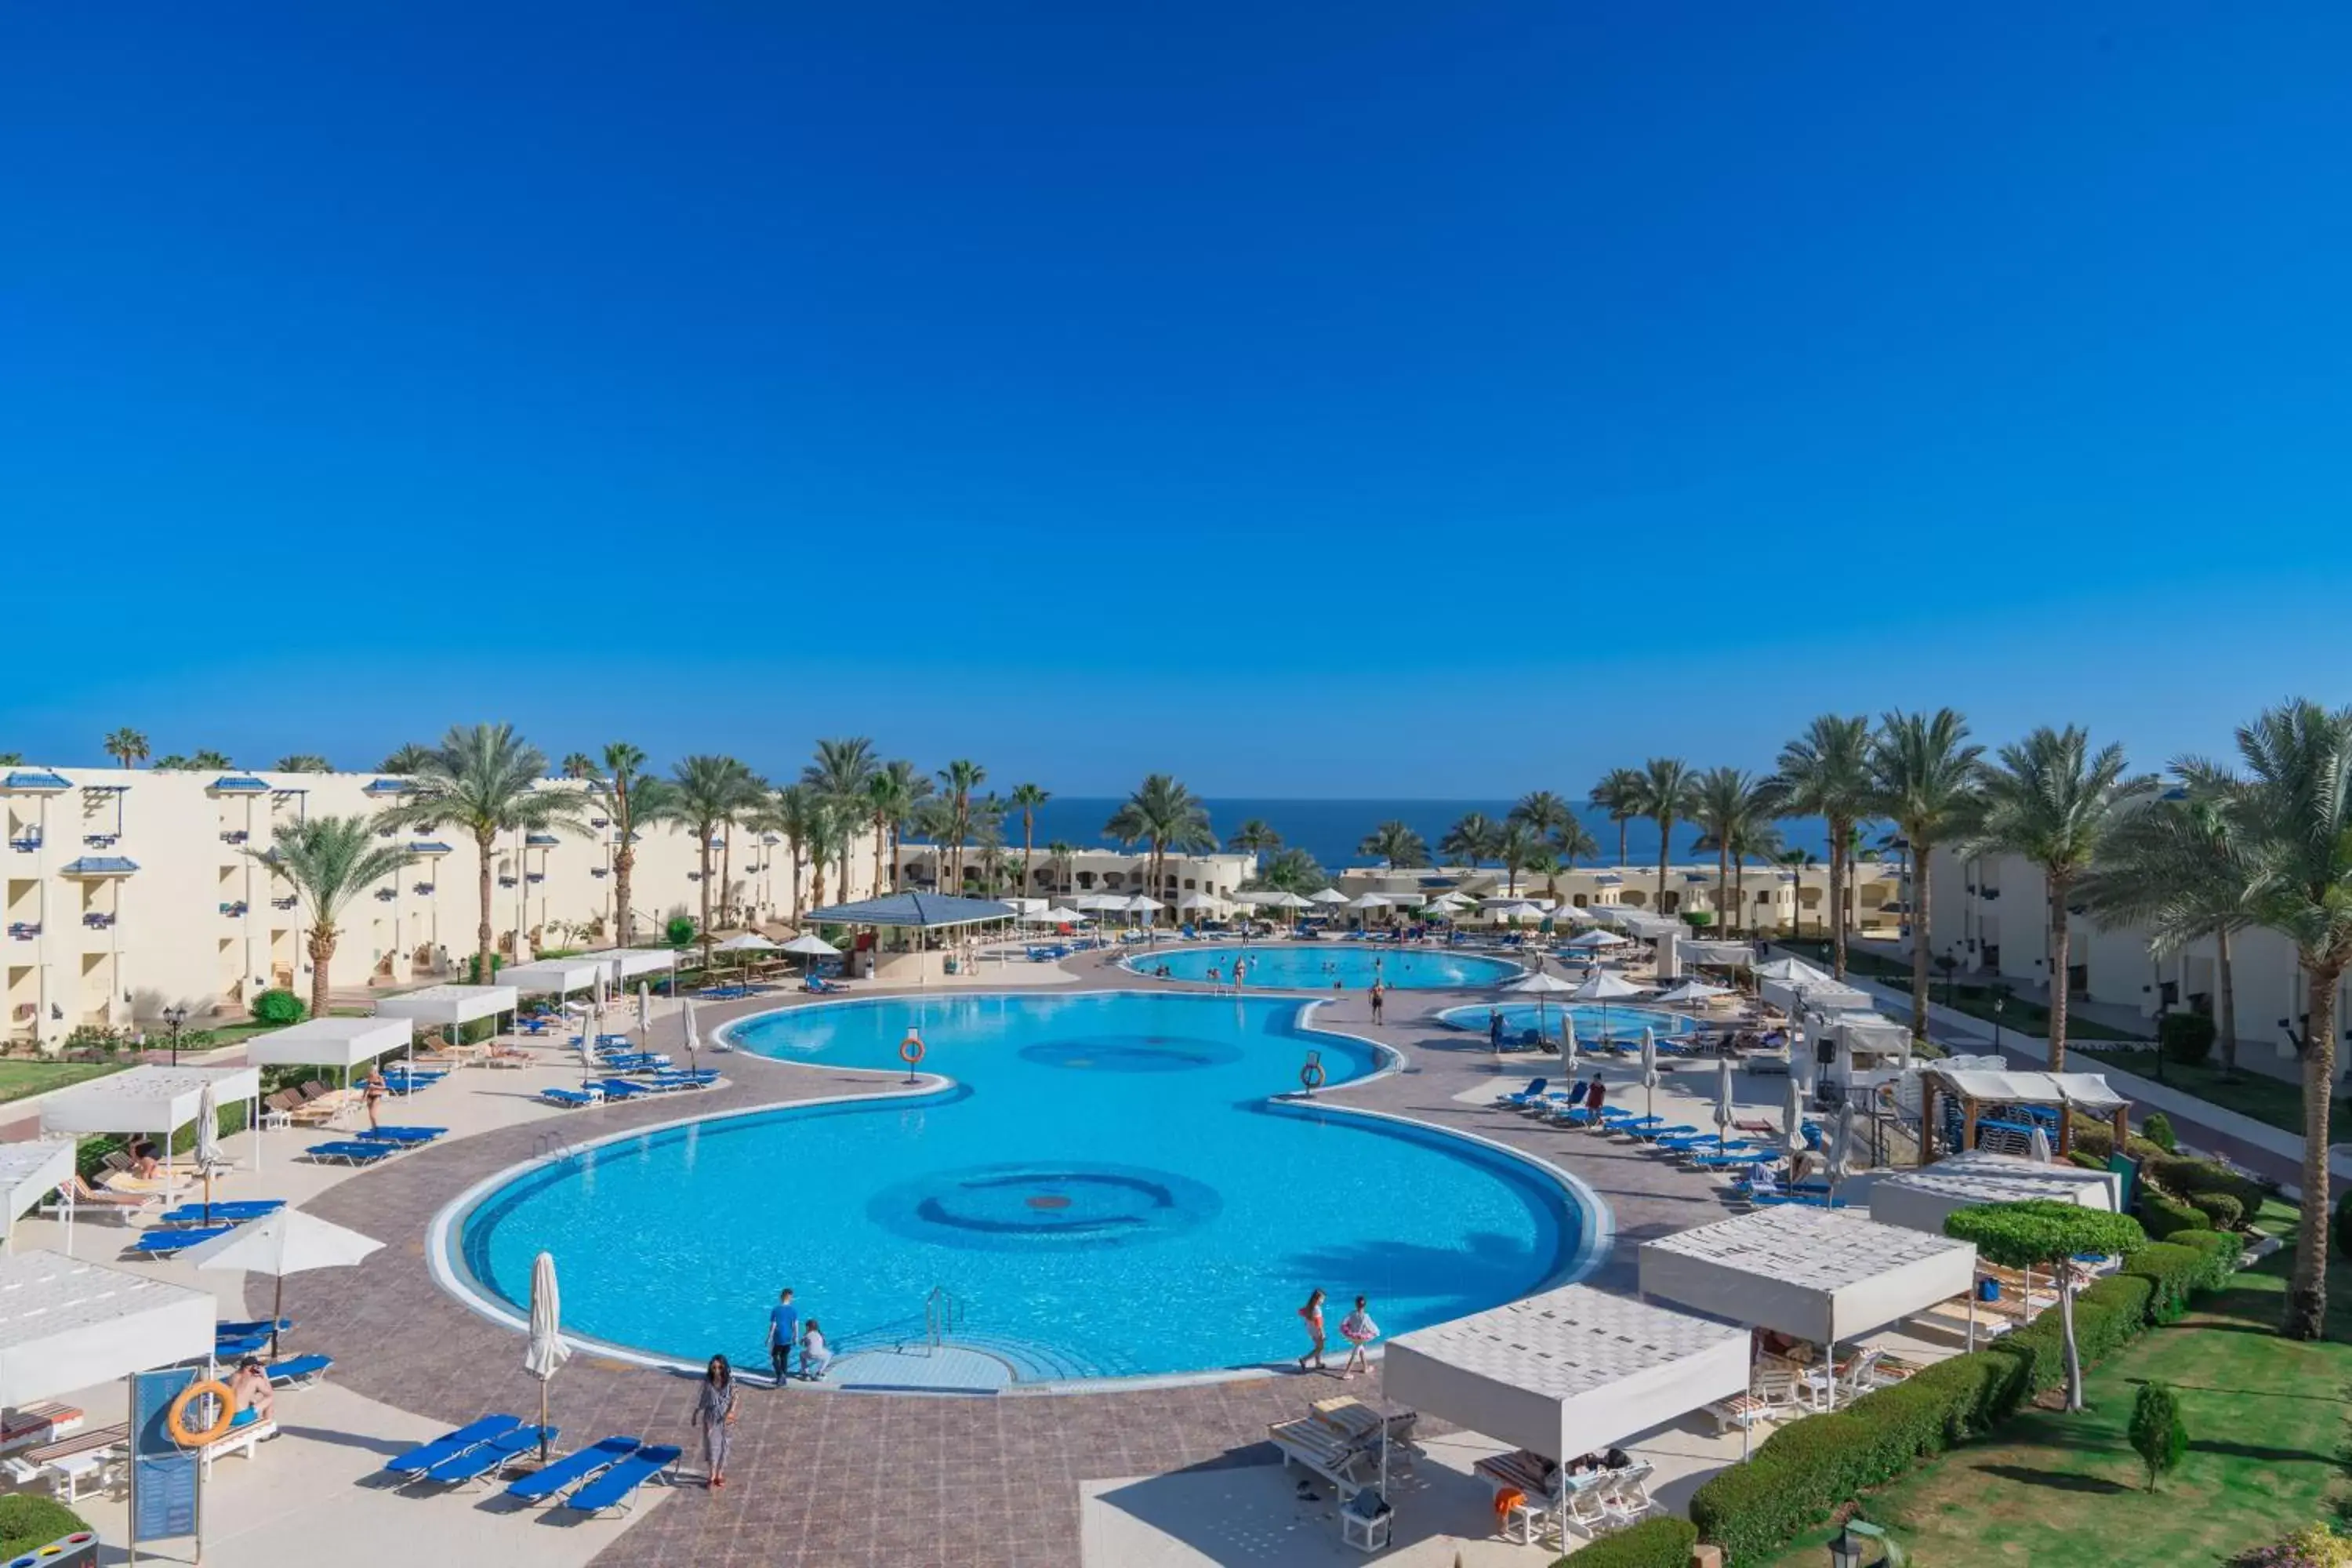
[446,992,1595,1385]
[1131,944,1523,989]
[1436,1001,1698,1044]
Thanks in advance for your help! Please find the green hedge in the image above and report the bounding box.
[0,1495,87,1556]
[2189,1192,2244,1231]
[2140,1192,2211,1242]
[1548,1517,1696,1567]
[2151,1153,2267,1217]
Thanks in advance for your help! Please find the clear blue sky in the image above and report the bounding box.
[5,2,2348,793]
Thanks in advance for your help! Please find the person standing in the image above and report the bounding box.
[1369,981,1385,1024]
[1297,1287,1328,1372]
[1339,1295,1380,1379]
[1488,1008,1505,1051]
[695,1355,737,1488]
[768,1287,800,1385]
[362,1063,386,1131]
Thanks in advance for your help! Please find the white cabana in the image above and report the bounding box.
[579,948,678,982]
[1639,1206,1978,1349]
[1308,888,1350,906]
[1755,955,1834,985]
[42,1065,262,1152]
[1177,892,1227,913]
[500,958,607,996]
[0,1250,216,1409]
[1563,930,1629,951]
[245,1016,415,1080]
[710,933,779,953]
[1040,906,1087,924]
[1622,913,1684,942]
[1870,1149,2122,1236]
[1384,1284,1748,1464]
[0,1142,77,1252]
[1653,979,1730,1005]
[1679,940,1755,970]
[373,983,520,1030]
[1571,971,1649,1000]
[1760,975,1871,1015]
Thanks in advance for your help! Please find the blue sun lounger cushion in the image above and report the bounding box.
[383,1414,524,1479]
[305,1141,401,1165]
[267,1355,333,1387]
[412,1424,557,1488]
[130,1225,234,1256]
[162,1200,285,1226]
[561,1442,681,1515]
[505,1436,642,1504]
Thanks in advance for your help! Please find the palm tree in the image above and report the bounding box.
[937,760,988,888]
[1960,726,2155,1074]
[1777,848,1820,936]
[190,749,233,770]
[376,724,593,982]
[2220,701,2352,1338]
[274,753,331,773]
[802,793,859,912]
[1105,775,1215,915]
[1551,818,1600,869]
[1870,709,1984,1041]
[1628,758,1698,906]
[1509,791,1573,848]
[865,760,931,895]
[1439,811,1497,868]
[103,728,149,768]
[583,742,679,944]
[1045,840,1076,897]
[2080,769,2256,1079]
[1247,848,1330,895]
[1229,818,1282,859]
[1493,822,1540,896]
[672,756,764,966]
[559,752,597,780]
[248,816,414,1019]
[1690,768,1761,935]
[381,743,433,772]
[152,754,189,771]
[1727,814,1786,934]
[757,785,823,921]
[1770,718,1875,977]
[1589,768,1645,867]
[1358,820,1431,870]
[1008,783,1051,898]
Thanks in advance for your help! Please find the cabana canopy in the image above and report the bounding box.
[1621,913,1683,942]
[1871,1149,2121,1236]
[373,984,518,1027]
[41,1065,261,1137]
[0,1250,216,1407]
[1639,1207,1977,1346]
[245,1016,414,1072]
[0,1142,77,1245]
[579,948,678,982]
[1760,975,1871,1015]
[500,958,607,996]
[1382,1284,1748,1464]
[802,892,1015,928]
[1679,940,1754,970]
[1917,1065,2130,1163]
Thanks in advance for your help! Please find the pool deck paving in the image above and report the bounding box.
[29,951,1750,1567]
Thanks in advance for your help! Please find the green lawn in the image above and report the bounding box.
[1759,1204,2351,1566]
[0,1060,122,1103]
[2065,1047,2328,1138]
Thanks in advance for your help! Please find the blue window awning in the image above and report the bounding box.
[525,833,561,847]
[364,779,411,795]
[409,841,453,855]
[209,775,270,793]
[61,856,140,876]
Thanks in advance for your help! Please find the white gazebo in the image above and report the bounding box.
[1638,1206,1977,1358]
[42,1065,264,1177]
[1679,940,1755,971]
[1382,1284,1749,1464]
[1870,1149,2122,1236]
[499,957,608,998]
[244,1015,416,1087]
[373,983,519,1033]
[1760,974,1872,1016]
[0,1142,78,1253]
[0,1250,216,1410]
[579,948,679,984]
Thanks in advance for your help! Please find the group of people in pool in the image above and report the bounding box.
[1296,1288,1381,1377]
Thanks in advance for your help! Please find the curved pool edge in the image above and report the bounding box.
[1115,942,1530,989]
[426,989,1613,1394]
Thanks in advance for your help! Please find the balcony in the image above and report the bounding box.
[82,833,118,849]
[375,888,397,902]
[413,882,436,896]
[6,832,39,852]
[7,923,39,940]
[525,873,544,884]
[497,876,517,888]
[272,895,299,911]
[82,912,114,930]
[590,818,609,829]
[220,830,249,845]
[590,868,608,880]
[220,901,248,917]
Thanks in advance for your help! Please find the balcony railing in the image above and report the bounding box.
[82,833,118,848]
[6,923,38,940]
[413,882,436,896]
[590,868,608,879]
[6,833,40,852]
[272,895,299,910]
[497,876,517,888]
[82,912,114,929]
[220,901,248,916]
[220,830,249,845]
[590,818,610,829]
[525,873,544,884]
[376,888,397,902]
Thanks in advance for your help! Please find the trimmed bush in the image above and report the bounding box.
[2147,1152,2268,1218]
[249,988,305,1025]
[2158,1011,2217,1066]
[2190,1192,2245,1231]
[2140,1192,2211,1242]
[2121,1242,2212,1320]
[664,913,697,948]
[2129,1379,2187,1490]
[1548,1517,1696,1568]
[2067,1149,2108,1171]
[2174,1228,2245,1288]
[2142,1110,2177,1151]
[0,1495,87,1557]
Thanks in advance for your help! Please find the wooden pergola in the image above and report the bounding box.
[1915,1065,2129,1165]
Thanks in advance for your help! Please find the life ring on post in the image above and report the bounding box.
[1298,1058,1326,1093]
[898,1031,926,1067]
[167,1380,238,1447]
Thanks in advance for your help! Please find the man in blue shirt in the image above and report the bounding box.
[768,1288,800,1385]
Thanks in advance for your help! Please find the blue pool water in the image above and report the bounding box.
[1436,1002,1697,1043]
[453,992,1591,1384]
[1133,944,1522,989]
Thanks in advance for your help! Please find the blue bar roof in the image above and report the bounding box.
[62,856,140,875]
[525,833,561,847]
[363,779,411,795]
[803,891,1016,928]
[2,770,71,792]
[209,775,270,793]
[409,841,453,855]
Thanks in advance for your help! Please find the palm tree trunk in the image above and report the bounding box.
[1827,819,1849,978]
[1656,815,1671,903]
[2046,880,2071,1075]
[2285,960,2339,1340]
[1717,841,1730,938]
[699,836,714,967]
[1732,859,1745,936]
[474,826,497,982]
[722,834,734,929]
[2058,1272,2085,1410]
[789,852,804,924]
[615,845,636,946]
[1617,818,1628,869]
[308,926,336,1021]
[1023,817,1036,900]
[1910,841,1933,1043]
[2216,926,2238,1077]
[873,814,887,895]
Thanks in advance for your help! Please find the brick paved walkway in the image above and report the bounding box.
[275,964,1732,1567]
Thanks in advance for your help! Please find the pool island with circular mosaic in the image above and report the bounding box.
[445,991,1599,1385]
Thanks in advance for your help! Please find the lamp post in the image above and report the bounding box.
[1935,949,1959,1009]
[162,1003,188,1067]
[2151,987,2172,1086]
[1991,986,2008,1055]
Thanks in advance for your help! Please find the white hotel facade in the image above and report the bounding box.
[3,764,877,1051]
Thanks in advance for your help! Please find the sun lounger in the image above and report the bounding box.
[129,1224,234,1257]
[539,1087,603,1108]
[97,1170,198,1197]
[1268,1414,1377,1499]
[505,1435,642,1504]
[559,1441,681,1515]
[304,1141,401,1166]
[266,1354,333,1388]
[1704,1391,1777,1432]
[45,1174,158,1223]
[1909,1298,2014,1340]
[357,1125,447,1144]
[200,1414,276,1479]
[158,1200,285,1226]
[0,1404,82,1457]
[1495,1078,1548,1107]
[410,1423,555,1490]
[213,1333,271,1359]
[383,1415,525,1481]
[588,1079,656,1102]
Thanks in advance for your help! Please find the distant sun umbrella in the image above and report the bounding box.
[1712,1054,1737,1153]
[1639,1026,1661,1122]
[193,1078,224,1214]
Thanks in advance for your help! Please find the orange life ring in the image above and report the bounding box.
[167,1379,238,1447]
[1299,1061,1326,1091]
[898,1032,926,1066]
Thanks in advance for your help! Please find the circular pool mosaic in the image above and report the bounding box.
[868,1160,1221,1250]
[1016,1033,1246,1073]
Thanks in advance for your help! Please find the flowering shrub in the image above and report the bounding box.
[2237,1526,2352,1568]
